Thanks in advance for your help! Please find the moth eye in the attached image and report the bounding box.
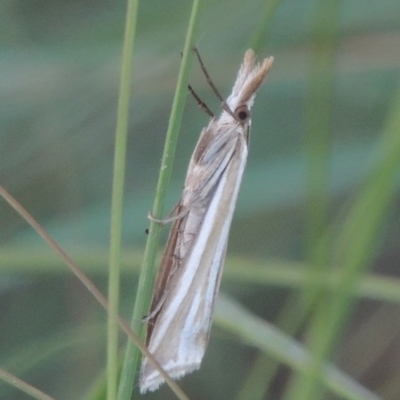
[234,105,250,122]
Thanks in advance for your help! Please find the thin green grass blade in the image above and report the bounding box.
[107,1,139,399]
[286,57,400,400]
[1,247,400,304]
[250,0,282,52]
[285,0,342,398]
[117,1,204,399]
[217,294,381,400]
[236,290,310,400]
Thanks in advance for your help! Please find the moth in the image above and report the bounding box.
[140,49,274,393]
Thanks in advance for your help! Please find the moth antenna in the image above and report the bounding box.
[193,47,235,119]
[188,84,214,118]
[181,50,215,117]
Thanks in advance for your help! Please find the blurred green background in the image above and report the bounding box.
[1,0,400,399]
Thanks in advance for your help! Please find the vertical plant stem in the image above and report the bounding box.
[304,0,340,288]
[284,1,341,400]
[117,1,204,399]
[250,0,282,52]
[108,0,139,399]
[294,77,400,400]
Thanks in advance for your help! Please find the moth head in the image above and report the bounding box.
[233,104,251,124]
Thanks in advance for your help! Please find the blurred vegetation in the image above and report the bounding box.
[1,0,400,399]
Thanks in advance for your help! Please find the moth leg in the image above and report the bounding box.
[148,207,190,225]
[193,47,235,119]
[142,290,167,321]
[147,211,168,225]
[148,195,199,225]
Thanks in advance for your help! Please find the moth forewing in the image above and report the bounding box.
[140,135,247,392]
[140,49,274,393]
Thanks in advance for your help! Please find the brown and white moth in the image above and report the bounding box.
[140,49,274,393]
